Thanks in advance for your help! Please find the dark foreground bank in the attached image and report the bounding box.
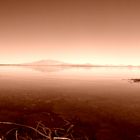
[0,96,140,140]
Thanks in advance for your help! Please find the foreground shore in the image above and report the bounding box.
[0,96,139,140]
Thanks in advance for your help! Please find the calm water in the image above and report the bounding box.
[0,66,140,139]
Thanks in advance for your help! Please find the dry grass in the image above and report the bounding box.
[0,120,89,140]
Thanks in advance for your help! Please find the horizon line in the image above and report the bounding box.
[0,63,140,67]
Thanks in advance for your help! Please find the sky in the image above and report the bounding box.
[0,0,140,65]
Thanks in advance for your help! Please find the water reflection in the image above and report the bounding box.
[0,66,140,139]
[25,65,72,73]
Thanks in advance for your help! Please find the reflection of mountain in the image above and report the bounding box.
[27,65,95,73]
[27,66,71,73]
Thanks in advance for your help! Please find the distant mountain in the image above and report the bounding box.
[24,60,67,66]
[19,59,140,67]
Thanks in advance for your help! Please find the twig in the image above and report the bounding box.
[64,125,74,137]
[36,121,52,139]
[15,130,18,140]
[0,122,50,139]
[6,128,18,136]
[53,137,71,140]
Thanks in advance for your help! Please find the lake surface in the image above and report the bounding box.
[0,66,140,140]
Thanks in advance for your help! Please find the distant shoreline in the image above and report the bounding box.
[0,64,140,67]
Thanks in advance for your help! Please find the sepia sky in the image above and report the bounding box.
[0,0,140,65]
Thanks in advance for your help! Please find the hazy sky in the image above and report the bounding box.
[0,0,140,65]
